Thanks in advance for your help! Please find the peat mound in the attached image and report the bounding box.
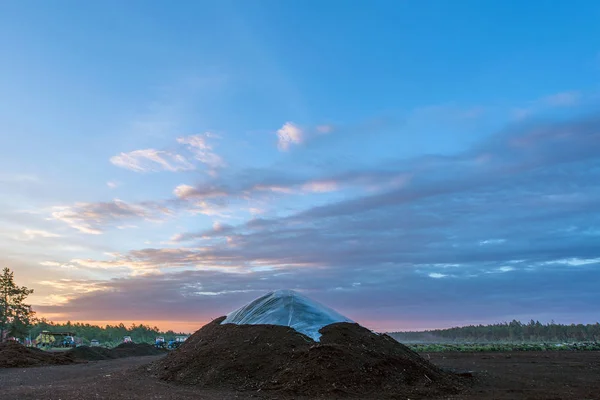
[150,316,464,398]
[66,343,165,361]
[112,342,165,357]
[0,341,75,368]
[66,345,116,361]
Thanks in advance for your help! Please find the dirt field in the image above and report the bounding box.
[426,351,600,400]
[1,351,599,399]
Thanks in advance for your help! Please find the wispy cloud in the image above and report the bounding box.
[173,184,228,200]
[51,199,172,234]
[19,229,62,240]
[0,174,39,183]
[177,133,225,171]
[277,122,303,151]
[40,261,62,267]
[110,133,225,174]
[106,181,120,189]
[110,149,195,172]
[542,91,580,107]
[513,90,581,119]
[301,180,338,193]
[428,273,448,279]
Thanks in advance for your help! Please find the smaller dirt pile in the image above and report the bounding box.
[67,346,116,361]
[0,341,75,368]
[67,343,165,361]
[113,342,165,357]
[151,317,464,398]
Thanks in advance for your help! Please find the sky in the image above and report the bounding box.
[1,0,600,333]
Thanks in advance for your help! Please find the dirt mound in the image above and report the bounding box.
[150,317,464,398]
[67,343,165,361]
[113,342,165,357]
[67,346,116,361]
[0,341,75,368]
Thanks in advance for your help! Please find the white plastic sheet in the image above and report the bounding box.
[221,289,353,341]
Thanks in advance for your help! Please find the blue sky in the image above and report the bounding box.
[1,1,600,332]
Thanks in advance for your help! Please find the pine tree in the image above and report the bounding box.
[0,267,35,341]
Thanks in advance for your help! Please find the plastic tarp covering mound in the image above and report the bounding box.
[221,289,353,341]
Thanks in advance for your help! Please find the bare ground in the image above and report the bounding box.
[428,351,600,400]
[1,351,599,399]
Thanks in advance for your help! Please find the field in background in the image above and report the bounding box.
[405,341,600,352]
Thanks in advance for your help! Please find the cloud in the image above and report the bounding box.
[0,174,39,183]
[35,279,111,306]
[19,229,62,240]
[497,266,515,272]
[513,91,582,119]
[110,133,225,174]
[479,239,506,246]
[316,124,334,134]
[171,113,600,275]
[542,91,580,107]
[276,122,303,151]
[32,264,600,330]
[177,133,225,170]
[40,261,62,267]
[173,184,196,199]
[110,149,195,172]
[173,184,228,200]
[428,273,447,279]
[52,199,172,234]
[106,181,119,189]
[301,180,338,193]
[171,169,411,209]
[36,112,600,329]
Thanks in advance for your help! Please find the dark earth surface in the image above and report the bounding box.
[0,341,165,367]
[2,321,600,400]
[1,351,599,399]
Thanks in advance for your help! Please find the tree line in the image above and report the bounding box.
[389,320,600,343]
[29,319,188,345]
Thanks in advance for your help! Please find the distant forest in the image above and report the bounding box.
[29,319,188,345]
[388,320,600,343]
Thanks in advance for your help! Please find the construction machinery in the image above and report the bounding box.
[167,335,189,349]
[155,336,166,349]
[34,331,77,348]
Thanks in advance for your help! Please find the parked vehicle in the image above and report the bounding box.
[155,336,166,349]
[167,335,189,349]
[34,331,77,348]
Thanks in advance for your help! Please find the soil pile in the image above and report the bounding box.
[150,316,464,398]
[0,341,75,368]
[66,345,116,361]
[113,342,165,357]
[67,343,165,361]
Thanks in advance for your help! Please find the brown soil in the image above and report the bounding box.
[113,342,167,357]
[149,317,464,398]
[1,351,599,399]
[66,346,116,361]
[425,351,600,399]
[0,341,75,368]
[66,343,166,361]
